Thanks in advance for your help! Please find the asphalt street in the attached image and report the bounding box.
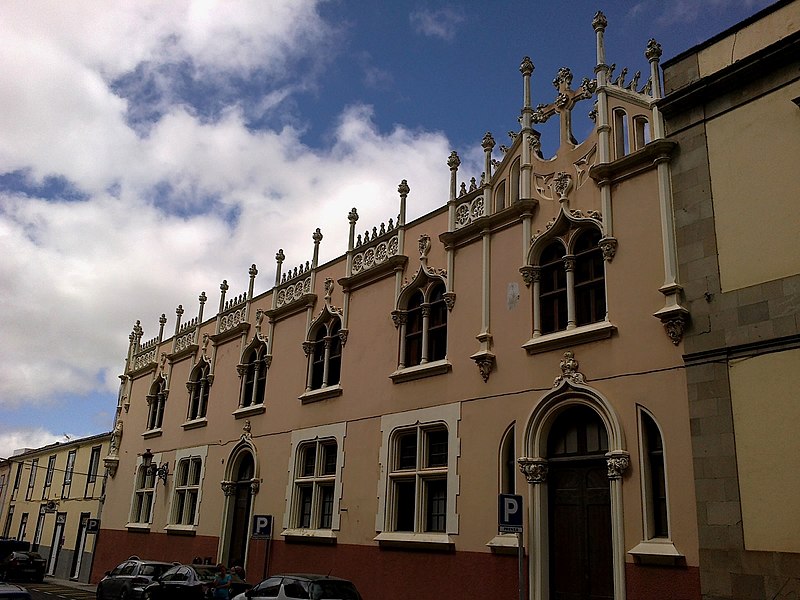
[23,580,96,600]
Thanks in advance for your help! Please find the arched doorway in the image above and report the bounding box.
[520,372,629,600]
[547,405,612,599]
[221,449,257,568]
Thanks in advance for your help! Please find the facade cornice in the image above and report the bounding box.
[339,255,408,292]
[439,199,539,248]
[589,140,676,185]
[264,294,317,323]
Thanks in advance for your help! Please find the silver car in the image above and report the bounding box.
[0,581,31,600]
[232,574,361,600]
[96,557,175,600]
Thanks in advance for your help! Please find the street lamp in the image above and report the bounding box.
[141,449,169,485]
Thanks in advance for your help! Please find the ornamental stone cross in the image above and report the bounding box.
[532,67,597,149]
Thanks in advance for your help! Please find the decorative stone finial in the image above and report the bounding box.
[324,278,334,303]
[176,305,184,317]
[398,179,410,197]
[418,234,431,261]
[592,11,607,32]
[159,314,167,326]
[519,56,534,76]
[553,350,586,387]
[249,264,258,277]
[275,249,285,263]
[348,207,359,225]
[220,280,229,292]
[199,292,207,304]
[447,150,460,170]
[645,39,662,61]
[313,228,323,244]
[482,131,496,151]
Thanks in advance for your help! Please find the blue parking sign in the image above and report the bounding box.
[498,494,523,533]
[252,515,272,539]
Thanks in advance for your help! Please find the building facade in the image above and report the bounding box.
[93,13,703,600]
[660,1,800,598]
[0,433,110,582]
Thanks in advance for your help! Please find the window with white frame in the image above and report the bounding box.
[238,342,267,408]
[640,411,669,539]
[375,404,460,544]
[146,376,168,431]
[400,282,447,369]
[531,225,607,338]
[42,455,55,499]
[2,506,13,538]
[292,440,337,530]
[130,462,156,525]
[187,359,211,421]
[25,459,38,500]
[61,450,76,498]
[17,513,28,541]
[171,457,202,525]
[32,506,45,550]
[11,462,22,500]
[85,446,101,498]
[283,423,345,538]
[304,314,342,392]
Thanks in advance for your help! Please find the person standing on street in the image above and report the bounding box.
[211,563,232,599]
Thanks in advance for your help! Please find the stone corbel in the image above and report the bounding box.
[605,450,630,480]
[518,457,548,484]
[103,456,120,478]
[391,310,406,328]
[654,284,690,345]
[599,236,618,261]
[221,481,236,496]
[520,265,539,288]
[443,292,456,311]
[338,329,349,347]
[470,350,495,382]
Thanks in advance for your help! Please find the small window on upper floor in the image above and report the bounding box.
[633,116,650,151]
[187,359,211,421]
[146,376,168,432]
[500,425,516,496]
[535,226,606,336]
[401,281,448,368]
[306,316,342,391]
[614,109,629,158]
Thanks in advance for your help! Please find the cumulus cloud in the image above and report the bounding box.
[0,0,458,427]
[0,429,67,461]
[409,6,466,41]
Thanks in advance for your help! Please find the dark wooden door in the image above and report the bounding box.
[549,459,613,600]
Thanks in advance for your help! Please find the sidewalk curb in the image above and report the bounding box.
[44,575,97,592]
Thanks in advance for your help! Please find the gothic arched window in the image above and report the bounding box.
[238,342,268,409]
[187,359,211,421]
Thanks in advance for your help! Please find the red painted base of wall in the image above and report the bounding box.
[93,529,700,600]
[626,562,701,600]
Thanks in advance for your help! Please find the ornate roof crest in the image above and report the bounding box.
[553,350,586,388]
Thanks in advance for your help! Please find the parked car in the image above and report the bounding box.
[0,582,31,599]
[143,564,248,600]
[96,557,175,600]
[0,552,45,583]
[232,574,362,600]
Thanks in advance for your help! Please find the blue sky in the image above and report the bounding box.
[0,0,775,457]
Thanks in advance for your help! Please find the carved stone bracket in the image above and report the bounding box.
[338,329,349,347]
[654,300,690,346]
[249,479,260,495]
[301,340,314,356]
[606,450,630,480]
[443,292,456,312]
[520,265,539,288]
[662,314,688,345]
[471,351,495,382]
[391,310,406,329]
[103,456,120,478]
[518,457,548,484]
[599,237,618,262]
[221,481,236,496]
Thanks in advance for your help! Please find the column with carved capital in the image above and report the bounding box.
[518,457,548,484]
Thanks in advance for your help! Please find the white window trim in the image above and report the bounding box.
[126,452,161,529]
[165,446,207,532]
[281,422,346,540]
[375,404,460,546]
[632,406,682,565]
[523,320,616,355]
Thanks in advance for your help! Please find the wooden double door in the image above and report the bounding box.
[547,406,613,600]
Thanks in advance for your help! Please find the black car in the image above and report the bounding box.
[233,574,362,600]
[143,564,248,600]
[0,552,45,583]
[96,558,175,600]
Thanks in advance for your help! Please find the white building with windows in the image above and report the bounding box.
[94,13,702,600]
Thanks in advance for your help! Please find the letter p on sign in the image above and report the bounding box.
[498,494,523,533]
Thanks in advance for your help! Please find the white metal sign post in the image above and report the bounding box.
[251,515,273,580]
[499,494,525,600]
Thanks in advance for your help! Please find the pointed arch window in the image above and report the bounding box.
[641,411,669,539]
[399,281,448,369]
[186,359,211,422]
[301,307,344,402]
[145,377,167,432]
[524,217,614,354]
[238,341,268,410]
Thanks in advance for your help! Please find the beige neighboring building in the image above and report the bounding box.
[0,432,110,582]
[94,12,702,600]
[660,0,800,598]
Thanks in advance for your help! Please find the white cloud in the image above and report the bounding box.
[0,2,458,416]
[409,6,466,41]
[0,429,67,461]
